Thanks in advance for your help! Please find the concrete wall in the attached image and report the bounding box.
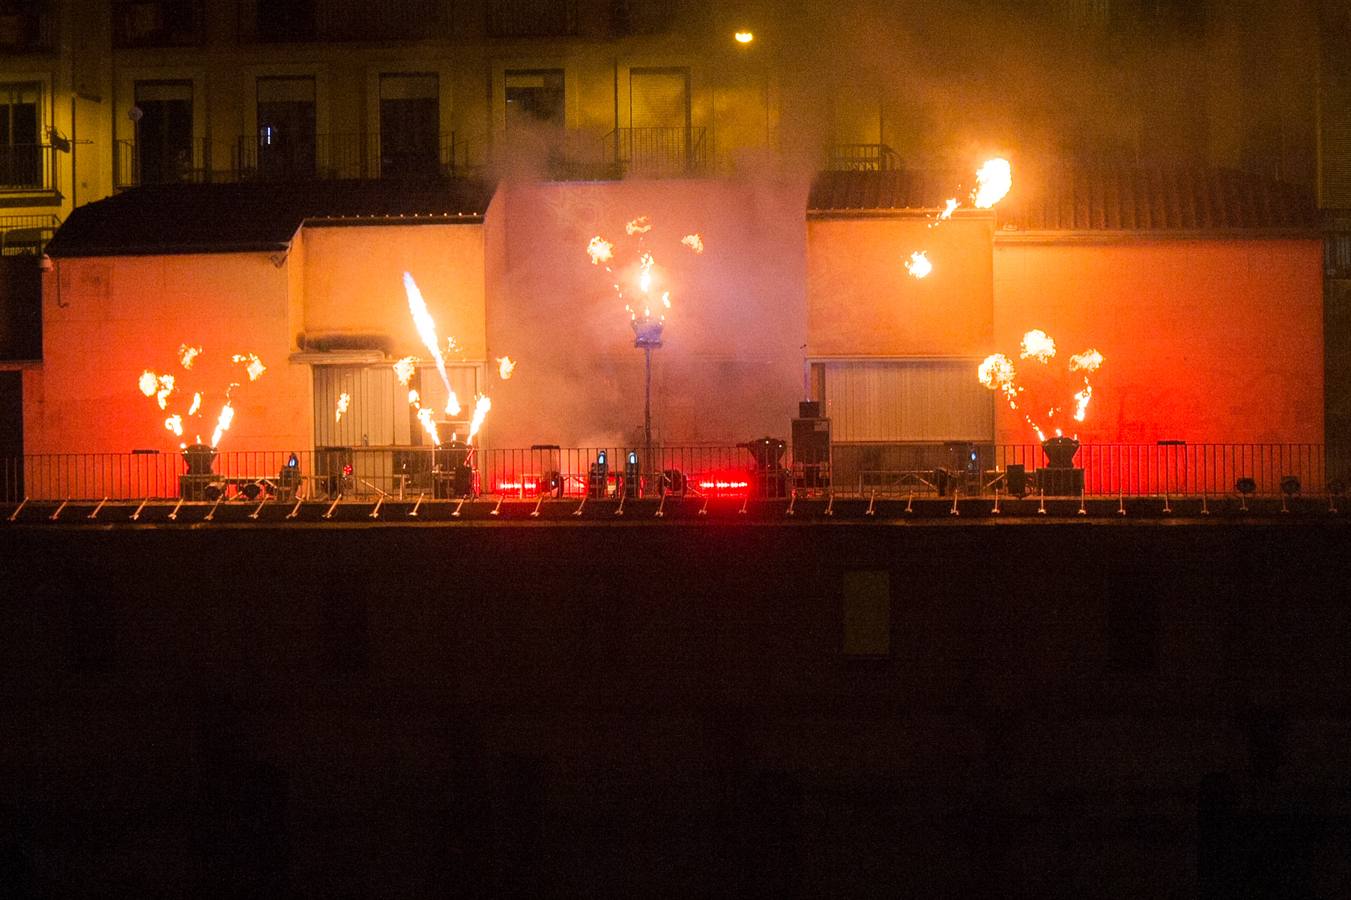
[994,239,1325,444]
[26,252,310,456]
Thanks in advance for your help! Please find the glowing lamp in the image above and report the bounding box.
[734,30,754,43]
[631,316,664,349]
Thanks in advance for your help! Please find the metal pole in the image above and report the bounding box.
[644,345,653,467]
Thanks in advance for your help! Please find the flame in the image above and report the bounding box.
[625,216,652,236]
[177,344,201,369]
[188,392,202,416]
[408,388,420,406]
[336,392,350,423]
[637,252,655,294]
[231,353,266,381]
[393,356,418,386]
[681,233,704,254]
[164,414,183,437]
[155,373,176,410]
[416,407,440,447]
[937,198,959,221]
[402,272,463,420]
[497,356,516,380]
[467,395,492,444]
[587,236,614,265]
[905,251,933,279]
[661,291,671,309]
[138,370,158,398]
[1019,329,1056,363]
[972,158,1012,208]
[1073,383,1093,422]
[1069,348,1104,373]
[445,335,462,355]
[978,353,1018,401]
[210,402,234,448]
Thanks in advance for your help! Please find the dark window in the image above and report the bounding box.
[113,1,204,47]
[0,83,40,189]
[1105,572,1161,673]
[379,74,440,178]
[133,81,194,184]
[488,0,576,37]
[255,0,316,42]
[506,70,566,130]
[0,0,53,52]
[255,76,316,180]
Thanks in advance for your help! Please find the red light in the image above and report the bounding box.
[497,479,540,496]
[695,470,751,497]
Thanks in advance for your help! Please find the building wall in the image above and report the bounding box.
[25,252,310,459]
[301,223,487,359]
[994,239,1325,445]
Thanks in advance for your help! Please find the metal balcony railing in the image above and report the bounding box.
[113,138,230,188]
[1,443,1342,505]
[605,127,708,178]
[0,144,57,192]
[112,0,205,48]
[235,132,464,181]
[0,0,56,52]
[0,212,59,255]
[828,144,901,172]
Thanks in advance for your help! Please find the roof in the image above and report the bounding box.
[46,178,496,258]
[808,166,1319,233]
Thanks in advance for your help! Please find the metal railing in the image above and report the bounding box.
[605,127,708,178]
[0,212,60,255]
[0,144,57,192]
[3,443,1342,505]
[0,1,56,53]
[113,138,232,188]
[828,144,901,172]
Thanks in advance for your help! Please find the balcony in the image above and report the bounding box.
[0,144,57,193]
[0,1,54,52]
[487,0,577,37]
[240,0,451,43]
[0,213,59,255]
[114,138,228,188]
[113,0,205,48]
[828,144,901,172]
[235,132,465,181]
[605,127,708,178]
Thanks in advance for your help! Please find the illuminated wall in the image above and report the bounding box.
[26,253,310,458]
[994,239,1325,444]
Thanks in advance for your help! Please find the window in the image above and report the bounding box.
[255,0,316,42]
[133,81,194,185]
[505,70,566,131]
[255,76,316,180]
[0,82,41,190]
[378,74,440,178]
[113,1,204,47]
[0,0,53,52]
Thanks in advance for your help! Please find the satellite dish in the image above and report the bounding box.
[127,105,143,122]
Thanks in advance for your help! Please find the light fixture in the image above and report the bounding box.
[1280,475,1301,497]
[734,30,754,44]
[1235,477,1257,496]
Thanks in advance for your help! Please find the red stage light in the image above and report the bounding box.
[696,471,751,497]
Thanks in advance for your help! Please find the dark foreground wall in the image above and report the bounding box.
[2,521,1349,896]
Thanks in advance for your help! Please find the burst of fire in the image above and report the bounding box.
[587,236,614,265]
[638,252,655,293]
[937,198,959,221]
[497,356,516,380]
[905,251,933,279]
[178,344,201,369]
[188,392,202,416]
[155,373,176,410]
[681,233,704,254]
[231,353,266,381]
[1073,384,1093,422]
[138,370,158,398]
[1069,348,1104,372]
[393,356,418,386]
[210,401,235,448]
[164,414,183,437]
[625,216,652,236]
[402,272,461,418]
[416,407,440,447]
[1019,329,1056,363]
[467,395,492,445]
[336,392,350,423]
[972,157,1013,208]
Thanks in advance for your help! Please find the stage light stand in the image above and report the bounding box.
[631,316,664,485]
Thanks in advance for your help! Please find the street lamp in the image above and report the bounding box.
[631,315,664,476]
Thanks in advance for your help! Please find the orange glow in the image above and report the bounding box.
[403,271,459,417]
[393,356,418,386]
[587,236,614,265]
[625,216,652,236]
[1019,329,1056,363]
[336,392,350,423]
[210,402,234,448]
[138,370,158,398]
[177,344,201,369]
[416,406,440,446]
[497,356,516,380]
[681,233,704,254]
[734,30,754,43]
[187,392,202,416]
[155,373,176,410]
[164,414,183,437]
[467,395,492,444]
[231,353,267,381]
